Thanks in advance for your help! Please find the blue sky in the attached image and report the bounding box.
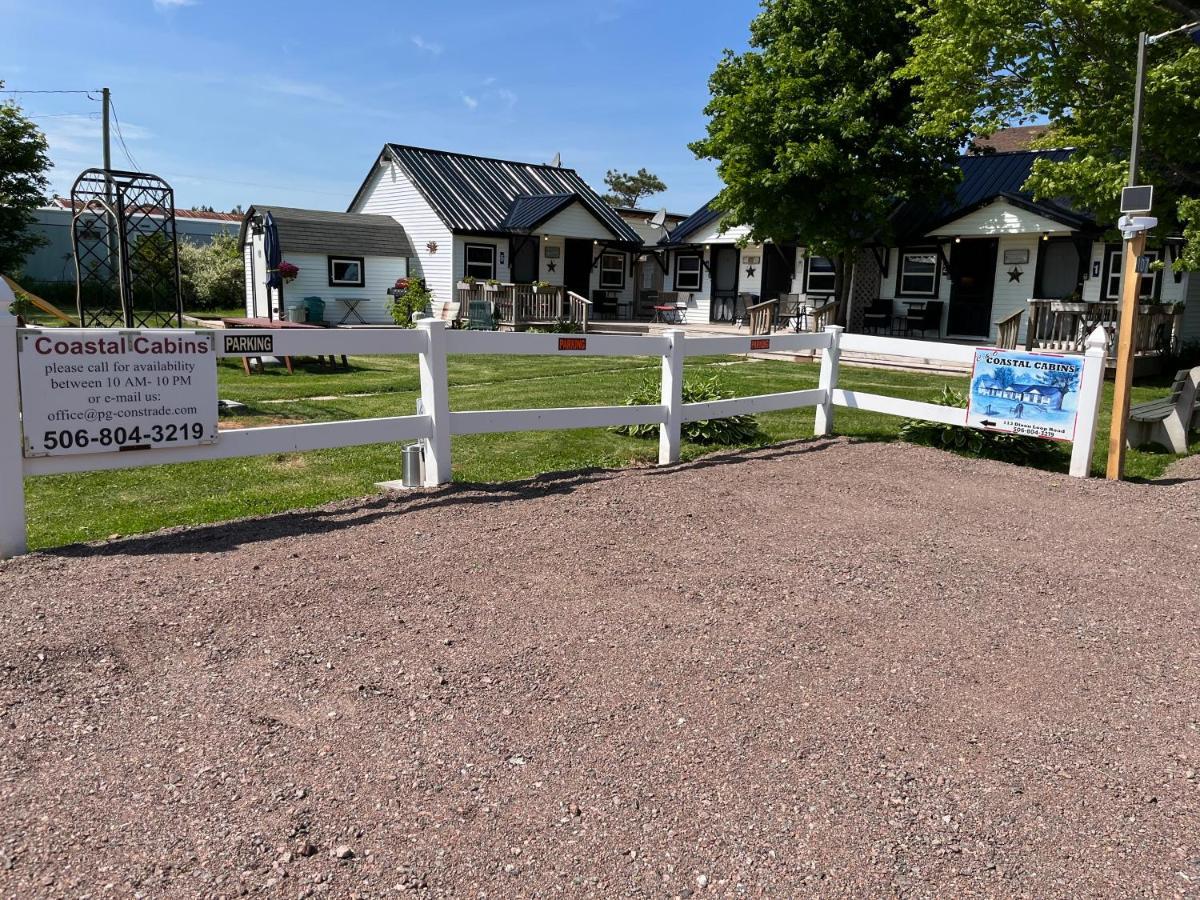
[1,0,760,216]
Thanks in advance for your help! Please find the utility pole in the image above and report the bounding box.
[101,87,112,174]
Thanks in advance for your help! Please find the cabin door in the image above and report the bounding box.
[564,239,592,299]
[947,238,998,338]
[511,236,539,284]
[709,245,740,322]
[761,244,796,299]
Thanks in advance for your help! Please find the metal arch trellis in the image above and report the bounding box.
[69,168,184,328]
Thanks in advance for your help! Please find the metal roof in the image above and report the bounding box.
[500,193,577,230]
[379,144,642,244]
[892,149,1089,240]
[238,205,414,257]
[660,199,724,246]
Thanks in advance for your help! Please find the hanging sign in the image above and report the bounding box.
[18,330,219,457]
[967,348,1084,441]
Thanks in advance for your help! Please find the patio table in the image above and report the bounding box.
[335,297,368,325]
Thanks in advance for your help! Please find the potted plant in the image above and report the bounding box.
[532,280,554,293]
[277,261,299,283]
[484,278,502,291]
[457,275,478,292]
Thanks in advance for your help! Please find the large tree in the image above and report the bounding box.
[690,0,959,322]
[601,168,667,208]
[904,0,1200,268]
[0,85,51,276]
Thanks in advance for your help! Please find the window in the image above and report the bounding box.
[599,252,626,289]
[898,251,939,297]
[805,256,836,294]
[464,243,496,281]
[1104,247,1159,300]
[674,253,702,291]
[328,256,365,287]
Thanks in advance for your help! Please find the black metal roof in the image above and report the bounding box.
[500,193,577,230]
[892,149,1091,241]
[374,144,642,244]
[664,150,1093,249]
[239,205,414,257]
[660,199,723,246]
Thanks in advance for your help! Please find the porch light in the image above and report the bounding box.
[1042,232,1050,240]
[954,237,961,243]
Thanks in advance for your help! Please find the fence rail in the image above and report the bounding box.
[0,317,1108,558]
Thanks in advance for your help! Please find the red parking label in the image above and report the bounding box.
[558,338,587,351]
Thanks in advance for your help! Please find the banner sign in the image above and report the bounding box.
[967,348,1084,442]
[18,330,219,457]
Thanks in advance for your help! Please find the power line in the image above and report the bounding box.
[108,99,141,171]
[2,89,101,98]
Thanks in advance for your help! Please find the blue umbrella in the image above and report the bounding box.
[263,211,282,320]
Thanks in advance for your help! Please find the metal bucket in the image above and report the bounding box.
[401,443,424,487]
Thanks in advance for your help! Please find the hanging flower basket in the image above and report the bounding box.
[278,261,299,283]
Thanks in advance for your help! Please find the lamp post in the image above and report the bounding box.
[1106,20,1200,480]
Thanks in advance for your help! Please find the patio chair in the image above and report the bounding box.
[906,300,943,338]
[592,290,618,320]
[861,297,893,334]
[776,293,803,331]
[1128,366,1200,453]
[465,298,495,330]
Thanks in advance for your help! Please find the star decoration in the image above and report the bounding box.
[1007,267,1023,282]
[546,261,557,272]
[745,266,756,277]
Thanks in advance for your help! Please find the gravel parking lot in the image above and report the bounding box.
[1,438,1197,898]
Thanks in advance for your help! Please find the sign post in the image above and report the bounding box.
[1106,229,1147,480]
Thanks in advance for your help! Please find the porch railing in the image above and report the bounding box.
[455,284,590,332]
[1025,299,1183,358]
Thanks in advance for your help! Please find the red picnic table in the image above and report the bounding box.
[221,317,347,375]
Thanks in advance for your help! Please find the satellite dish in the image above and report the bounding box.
[648,208,668,230]
[550,152,562,167]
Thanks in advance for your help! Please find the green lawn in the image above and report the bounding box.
[22,353,1196,551]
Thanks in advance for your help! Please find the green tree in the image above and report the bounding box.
[904,0,1200,269]
[601,168,667,208]
[178,231,244,311]
[690,0,959,323]
[0,85,52,275]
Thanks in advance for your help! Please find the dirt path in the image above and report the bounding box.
[1,439,1197,898]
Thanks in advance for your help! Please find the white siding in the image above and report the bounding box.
[926,198,1075,237]
[243,244,406,324]
[452,236,510,284]
[985,235,1040,343]
[351,161,454,305]
[688,217,752,245]
[538,203,615,241]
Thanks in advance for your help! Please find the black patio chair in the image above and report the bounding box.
[907,300,944,338]
[861,297,893,334]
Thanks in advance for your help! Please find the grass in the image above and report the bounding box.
[22,352,1197,551]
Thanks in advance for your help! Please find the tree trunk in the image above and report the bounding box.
[833,251,855,329]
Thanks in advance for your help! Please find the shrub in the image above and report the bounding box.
[529,319,582,334]
[386,277,432,327]
[898,386,1061,466]
[613,374,760,445]
[178,232,244,311]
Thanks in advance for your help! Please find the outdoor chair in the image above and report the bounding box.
[465,298,496,330]
[1128,366,1200,453]
[861,297,893,334]
[906,300,944,338]
[776,293,803,331]
[592,290,618,320]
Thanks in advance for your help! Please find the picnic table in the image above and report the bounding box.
[221,317,348,375]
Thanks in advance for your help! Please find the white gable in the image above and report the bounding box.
[688,214,751,245]
[538,202,615,241]
[926,197,1076,237]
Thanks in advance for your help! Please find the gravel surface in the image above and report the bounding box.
[1,438,1198,898]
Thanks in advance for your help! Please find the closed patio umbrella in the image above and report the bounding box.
[263,211,281,321]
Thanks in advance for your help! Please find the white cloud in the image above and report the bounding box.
[495,88,517,110]
[259,77,344,106]
[411,35,443,55]
[461,94,478,111]
[153,0,196,8]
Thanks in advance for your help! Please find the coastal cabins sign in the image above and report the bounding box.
[17,330,219,457]
[967,348,1085,441]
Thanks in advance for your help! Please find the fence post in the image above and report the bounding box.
[658,328,685,465]
[814,325,843,437]
[416,318,451,486]
[0,312,26,559]
[1069,326,1108,478]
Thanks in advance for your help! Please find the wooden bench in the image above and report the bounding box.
[429,300,461,326]
[1128,366,1200,453]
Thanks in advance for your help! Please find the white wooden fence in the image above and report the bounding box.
[0,314,1108,558]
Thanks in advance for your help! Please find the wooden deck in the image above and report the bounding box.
[454,284,591,331]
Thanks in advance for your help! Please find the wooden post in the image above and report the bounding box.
[1070,326,1109,478]
[1106,230,1147,480]
[0,313,27,558]
[658,328,685,465]
[417,318,451,486]
[814,325,843,436]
